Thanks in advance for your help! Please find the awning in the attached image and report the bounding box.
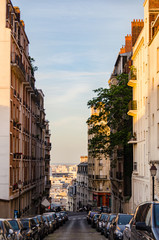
[41,199,50,207]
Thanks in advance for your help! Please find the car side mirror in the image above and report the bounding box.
[125,224,130,229]
[9,229,14,235]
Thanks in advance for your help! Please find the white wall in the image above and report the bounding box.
[0,0,11,199]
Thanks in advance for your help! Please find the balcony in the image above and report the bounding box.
[128,67,137,87]
[127,100,137,117]
[11,53,25,79]
[95,175,107,180]
[128,134,137,144]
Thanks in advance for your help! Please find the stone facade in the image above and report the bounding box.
[0,0,51,217]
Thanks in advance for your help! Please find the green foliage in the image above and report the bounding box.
[28,56,38,76]
[87,73,132,158]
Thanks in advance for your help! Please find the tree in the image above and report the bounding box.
[28,56,38,76]
[87,73,132,164]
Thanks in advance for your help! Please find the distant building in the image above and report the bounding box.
[76,156,88,209]
[88,108,111,208]
[67,179,77,211]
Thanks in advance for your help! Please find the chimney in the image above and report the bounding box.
[120,45,125,54]
[149,0,159,9]
[131,19,144,46]
[125,34,132,53]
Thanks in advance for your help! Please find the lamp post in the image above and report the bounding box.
[119,187,122,213]
[150,164,157,201]
[18,180,22,218]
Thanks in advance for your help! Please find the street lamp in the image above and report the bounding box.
[18,180,22,218]
[119,187,122,213]
[150,164,157,201]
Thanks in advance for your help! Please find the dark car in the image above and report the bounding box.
[91,214,100,228]
[55,213,63,226]
[109,214,133,240]
[60,212,68,222]
[7,219,24,240]
[43,215,54,233]
[87,211,91,224]
[87,212,98,225]
[33,217,43,239]
[41,216,49,236]
[130,201,159,240]
[45,214,56,230]
[0,219,15,240]
[51,213,59,228]
[104,214,117,238]
[20,218,39,240]
[100,206,111,213]
[36,215,46,238]
[96,213,109,232]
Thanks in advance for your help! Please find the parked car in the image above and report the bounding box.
[123,217,133,240]
[91,214,100,228]
[103,214,117,238]
[100,214,109,235]
[41,216,49,236]
[55,213,63,226]
[0,219,15,240]
[87,212,98,225]
[51,213,59,228]
[129,201,159,240]
[108,214,133,240]
[20,218,39,240]
[96,213,108,232]
[36,215,46,238]
[100,206,111,213]
[87,211,91,224]
[32,217,43,239]
[60,212,68,222]
[7,219,23,240]
[43,215,53,233]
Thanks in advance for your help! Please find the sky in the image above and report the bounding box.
[12,0,144,165]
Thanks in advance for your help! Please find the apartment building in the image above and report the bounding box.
[76,156,88,210]
[88,108,111,208]
[0,0,51,217]
[108,20,145,213]
[128,0,159,211]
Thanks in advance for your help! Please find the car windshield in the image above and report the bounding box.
[101,214,107,220]
[37,216,41,223]
[118,215,133,225]
[154,204,159,227]
[94,215,99,220]
[8,220,19,231]
[21,220,29,229]
[33,218,38,224]
[109,215,116,222]
[42,216,47,222]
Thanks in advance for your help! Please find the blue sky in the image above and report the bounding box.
[12,0,143,165]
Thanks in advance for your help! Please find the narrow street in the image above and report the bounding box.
[44,213,106,240]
